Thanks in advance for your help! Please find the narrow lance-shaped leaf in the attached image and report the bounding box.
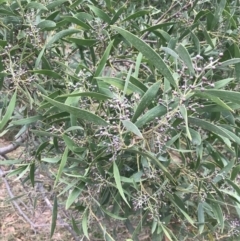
[60,92,111,100]
[194,90,234,112]
[126,147,175,183]
[54,147,68,188]
[123,65,133,97]
[161,47,179,59]
[63,16,92,30]
[42,95,108,126]
[198,202,205,234]
[88,5,111,24]
[113,161,131,207]
[94,40,114,77]
[122,120,143,139]
[179,105,192,141]
[82,210,90,240]
[46,29,80,48]
[0,90,17,131]
[132,81,160,122]
[177,44,195,74]
[96,77,144,95]
[66,183,85,209]
[133,53,143,78]
[219,58,240,67]
[31,69,63,79]
[112,26,177,88]
[122,10,151,22]
[50,195,58,237]
[135,100,178,128]
[26,2,48,11]
[37,20,56,30]
[188,117,233,141]
[196,89,240,105]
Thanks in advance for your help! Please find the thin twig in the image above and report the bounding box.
[0,167,37,230]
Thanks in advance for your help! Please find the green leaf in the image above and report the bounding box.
[122,10,150,22]
[188,117,234,141]
[50,195,58,238]
[29,163,35,187]
[123,65,133,97]
[113,161,130,207]
[177,44,195,74]
[66,183,85,209]
[60,92,110,100]
[82,209,90,240]
[191,32,200,55]
[212,160,235,184]
[41,157,61,163]
[0,90,17,131]
[198,89,240,105]
[122,120,143,139]
[141,22,176,33]
[130,76,148,92]
[54,147,68,188]
[127,147,175,183]
[161,47,179,59]
[135,102,178,128]
[46,29,80,48]
[220,189,240,203]
[231,165,240,180]
[159,223,174,241]
[200,23,214,48]
[133,53,143,78]
[63,16,92,30]
[0,159,23,165]
[88,5,111,24]
[62,134,86,153]
[110,5,125,24]
[12,115,42,125]
[179,105,192,141]
[96,77,144,95]
[211,0,226,29]
[189,128,201,145]
[198,202,205,234]
[35,46,46,69]
[42,95,108,126]
[101,207,127,221]
[7,166,29,178]
[68,37,97,46]
[194,90,234,112]
[226,179,240,197]
[47,0,68,10]
[132,81,160,122]
[112,26,177,88]
[37,20,56,30]
[26,2,48,11]
[31,69,63,79]
[94,40,114,77]
[219,58,240,67]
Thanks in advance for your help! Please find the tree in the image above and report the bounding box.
[1,0,240,240]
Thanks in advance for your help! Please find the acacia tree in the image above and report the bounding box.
[1,0,240,240]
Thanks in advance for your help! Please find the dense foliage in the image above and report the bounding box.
[1,0,240,240]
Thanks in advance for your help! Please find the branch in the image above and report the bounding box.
[0,130,28,155]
